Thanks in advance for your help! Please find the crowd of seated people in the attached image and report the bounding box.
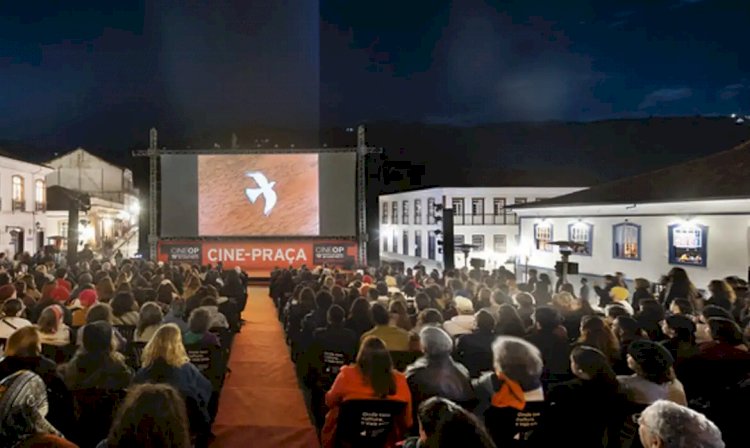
[0,252,248,448]
[271,264,748,447]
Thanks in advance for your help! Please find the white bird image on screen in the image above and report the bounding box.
[244,171,277,216]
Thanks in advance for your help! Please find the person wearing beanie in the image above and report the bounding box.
[59,321,133,391]
[616,340,687,406]
[0,283,16,303]
[70,289,98,327]
[443,296,475,338]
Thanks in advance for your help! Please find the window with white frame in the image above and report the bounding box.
[493,198,506,224]
[613,222,641,260]
[382,202,389,224]
[414,199,422,224]
[402,230,409,255]
[392,202,399,225]
[402,200,409,224]
[568,222,593,256]
[12,175,24,211]
[35,179,45,210]
[427,198,436,224]
[534,222,553,252]
[415,230,423,257]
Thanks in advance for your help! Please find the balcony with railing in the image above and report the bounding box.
[453,213,520,226]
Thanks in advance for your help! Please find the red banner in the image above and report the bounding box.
[158,240,357,271]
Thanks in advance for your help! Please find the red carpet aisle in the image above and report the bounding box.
[211,287,319,447]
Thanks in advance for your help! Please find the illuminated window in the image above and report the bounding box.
[534,222,553,252]
[414,199,422,225]
[668,223,707,267]
[35,179,45,210]
[11,175,24,211]
[613,223,641,260]
[568,222,593,256]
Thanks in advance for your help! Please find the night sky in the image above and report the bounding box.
[322,0,749,126]
[1,0,748,151]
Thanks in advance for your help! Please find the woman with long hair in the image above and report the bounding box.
[389,300,412,331]
[133,324,212,437]
[96,276,116,304]
[321,336,412,448]
[182,274,202,300]
[102,383,191,448]
[663,267,699,309]
[577,315,620,366]
[547,345,624,446]
[402,397,496,448]
[706,279,735,312]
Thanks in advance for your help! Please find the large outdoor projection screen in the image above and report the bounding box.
[160,152,357,237]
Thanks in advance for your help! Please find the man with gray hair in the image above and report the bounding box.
[638,400,724,448]
[473,336,547,447]
[405,326,475,423]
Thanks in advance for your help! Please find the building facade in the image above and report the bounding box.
[513,140,750,289]
[0,155,53,257]
[45,148,140,257]
[378,186,584,270]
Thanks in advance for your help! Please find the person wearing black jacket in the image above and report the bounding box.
[405,326,475,433]
[454,310,496,378]
[299,290,333,353]
[546,345,625,447]
[303,305,357,427]
[525,307,571,387]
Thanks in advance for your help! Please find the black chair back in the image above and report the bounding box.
[115,325,136,342]
[41,343,75,363]
[71,388,126,448]
[335,399,407,448]
[389,351,420,372]
[318,350,350,389]
[185,343,226,389]
[127,341,147,370]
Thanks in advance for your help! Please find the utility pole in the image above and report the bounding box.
[148,128,159,260]
[356,125,368,266]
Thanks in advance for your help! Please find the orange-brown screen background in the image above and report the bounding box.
[198,154,320,236]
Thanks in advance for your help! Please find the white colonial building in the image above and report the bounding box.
[513,139,750,289]
[45,148,140,257]
[379,185,585,270]
[0,154,53,257]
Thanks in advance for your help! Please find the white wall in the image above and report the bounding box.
[378,186,585,270]
[0,157,52,256]
[518,214,750,288]
[46,149,134,199]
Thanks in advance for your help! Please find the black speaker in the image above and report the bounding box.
[470,258,485,269]
[442,209,455,270]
